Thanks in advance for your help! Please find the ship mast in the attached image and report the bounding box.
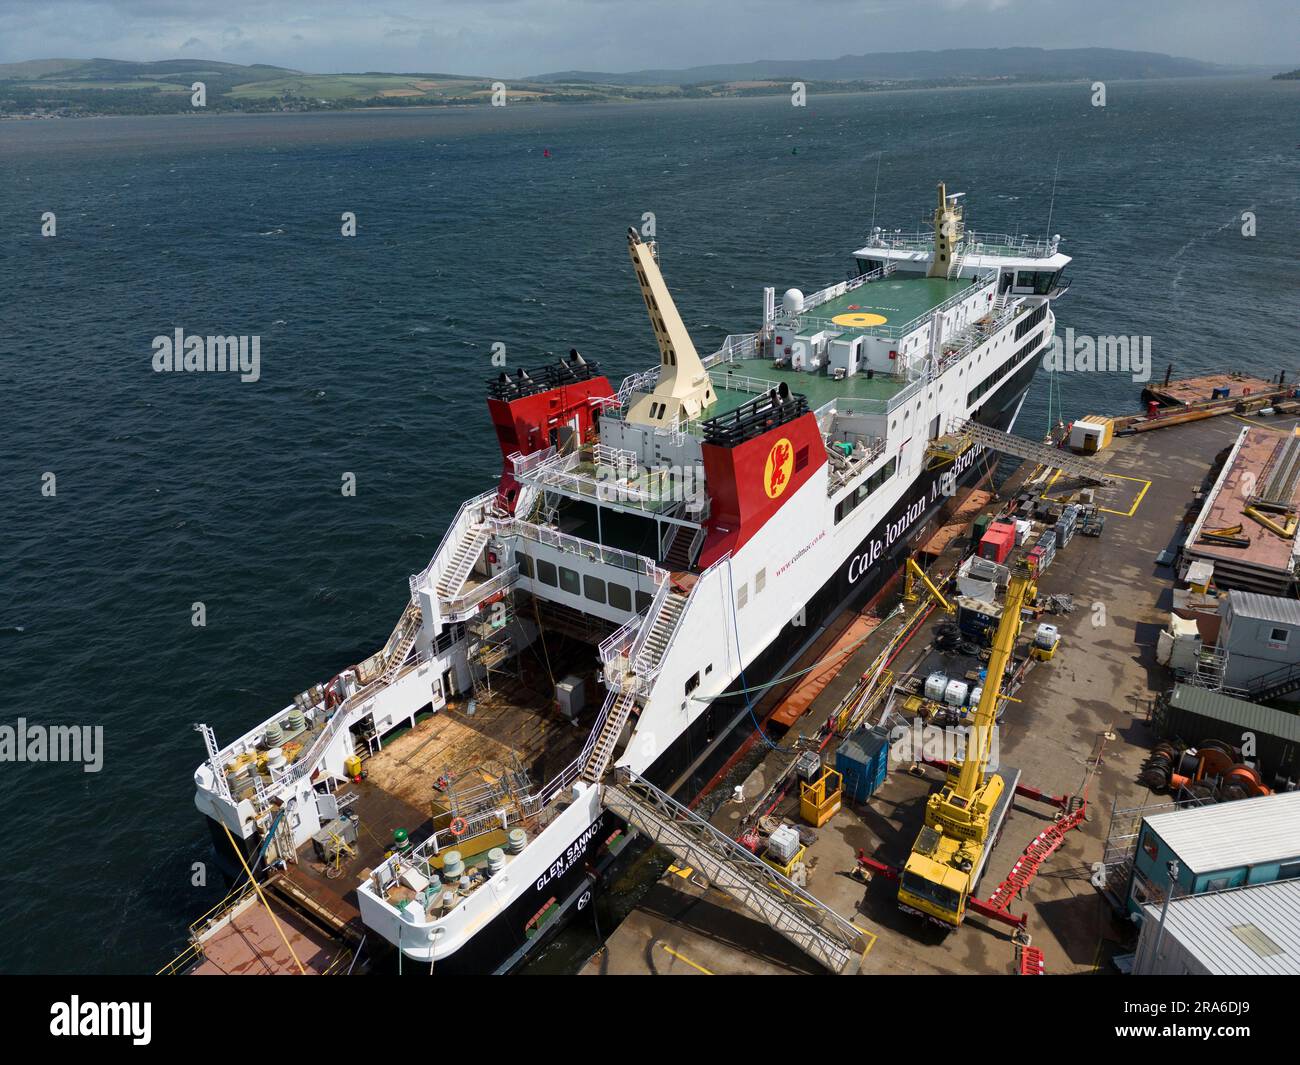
[927,181,965,280]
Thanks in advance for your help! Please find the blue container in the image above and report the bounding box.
[836,724,892,802]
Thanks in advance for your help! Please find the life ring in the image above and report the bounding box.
[449,817,468,837]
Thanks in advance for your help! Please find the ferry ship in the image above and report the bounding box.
[190,183,1071,974]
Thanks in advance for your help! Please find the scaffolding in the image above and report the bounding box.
[468,590,519,697]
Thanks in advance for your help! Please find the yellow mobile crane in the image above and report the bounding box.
[896,558,1036,929]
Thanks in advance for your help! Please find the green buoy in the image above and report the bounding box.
[393,827,411,853]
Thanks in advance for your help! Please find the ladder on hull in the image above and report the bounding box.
[601,770,867,974]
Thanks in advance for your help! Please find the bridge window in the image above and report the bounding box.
[515,551,533,579]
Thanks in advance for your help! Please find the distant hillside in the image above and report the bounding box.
[1273,69,1300,80]
[0,47,1242,119]
[529,47,1231,85]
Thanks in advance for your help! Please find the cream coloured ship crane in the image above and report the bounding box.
[623,228,717,428]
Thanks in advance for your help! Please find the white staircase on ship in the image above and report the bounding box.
[580,690,639,783]
[437,525,491,598]
[633,590,689,676]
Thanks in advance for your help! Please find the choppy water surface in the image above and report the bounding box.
[1,77,1296,973]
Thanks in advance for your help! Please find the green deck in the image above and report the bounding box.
[805,275,973,330]
[707,357,907,417]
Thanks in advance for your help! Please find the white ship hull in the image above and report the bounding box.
[190,189,1070,974]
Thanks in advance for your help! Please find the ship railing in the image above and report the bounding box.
[249,653,432,808]
[156,880,262,974]
[634,548,728,681]
[629,575,673,677]
[826,435,888,494]
[409,488,499,599]
[865,230,1059,260]
[604,335,762,416]
[600,609,647,667]
[708,366,780,397]
[498,516,669,583]
[932,296,1021,373]
[440,565,519,621]
[517,447,668,507]
[409,807,512,860]
[799,264,890,312]
[700,332,762,369]
[604,368,660,415]
[509,447,559,479]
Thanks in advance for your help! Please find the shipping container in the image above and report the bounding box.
[1153,683,1300,782]
[836,724,892,802]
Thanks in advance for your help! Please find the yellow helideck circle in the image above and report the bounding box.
[831,312,888,328]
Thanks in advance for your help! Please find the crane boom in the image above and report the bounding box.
[897,558,1037,928]
[953,561,1034,798]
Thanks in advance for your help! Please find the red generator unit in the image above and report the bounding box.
[978,521,1016,565]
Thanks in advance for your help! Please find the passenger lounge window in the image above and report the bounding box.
[559,566,581,595]
[607,583,632,611]
[584,575,606,604]
[536,559,558,587]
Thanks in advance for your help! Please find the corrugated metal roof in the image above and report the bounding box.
[1142,880,1300,975]
[1167,683,1300,743]
[1144,791,1300,873]
[1226,589,1300,627]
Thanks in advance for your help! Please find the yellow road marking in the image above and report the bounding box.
[1229,413,1295,433]
[662,945,713,975]
[1040,469,1152,517]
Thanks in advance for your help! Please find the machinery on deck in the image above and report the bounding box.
[902,557,954,614]
[897,559,1036,929]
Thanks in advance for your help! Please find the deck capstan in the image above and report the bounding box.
[623,228,717,429]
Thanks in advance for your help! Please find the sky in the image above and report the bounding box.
[0,0,1291,77]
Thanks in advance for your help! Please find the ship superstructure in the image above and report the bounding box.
[191,183,1071,973]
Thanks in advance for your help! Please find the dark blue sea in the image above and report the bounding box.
[1,76,1296,973]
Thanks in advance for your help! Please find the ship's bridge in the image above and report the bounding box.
[855,229,1071,299]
